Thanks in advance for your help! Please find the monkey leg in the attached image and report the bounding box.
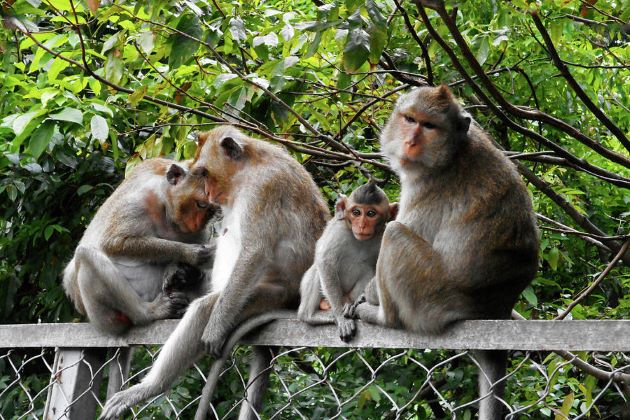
[75,246,163,334]
[474,350,508,420]
[297,265,323,323]
[100,292,219,420]
[376,221,449,333]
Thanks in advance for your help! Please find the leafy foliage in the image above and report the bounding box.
[0,0,629,417]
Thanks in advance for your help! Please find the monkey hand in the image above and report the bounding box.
[342,294,367,319]
[201,322,227,358]
[335,315,356,342]
[163,262,204,293]
[184,244,213,267]
[99,388,134,420]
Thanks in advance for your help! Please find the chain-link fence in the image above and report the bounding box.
[1,319,630,419]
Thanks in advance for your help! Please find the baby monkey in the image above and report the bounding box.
[298,182,397,342]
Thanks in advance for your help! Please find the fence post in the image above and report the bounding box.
[44,347,106,419]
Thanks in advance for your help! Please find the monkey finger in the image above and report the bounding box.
[338,318,356,342]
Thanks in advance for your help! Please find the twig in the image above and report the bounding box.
[555,239,630,320]
[530,11,630,152]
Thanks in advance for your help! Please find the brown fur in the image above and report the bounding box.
[349,86,539,420]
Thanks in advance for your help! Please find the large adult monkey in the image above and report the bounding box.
[63,158,217,335]
[101,126,330,420]
[345,85,539,420]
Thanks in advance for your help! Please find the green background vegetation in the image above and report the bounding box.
[0,0,629,417]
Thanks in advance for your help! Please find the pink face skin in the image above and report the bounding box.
[346,203,387,241]
[396,110,440,165]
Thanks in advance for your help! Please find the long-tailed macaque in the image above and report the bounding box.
[63,158,217,335]
[101,126,329,420]
[345,85,539,420]
[298,182,397,342]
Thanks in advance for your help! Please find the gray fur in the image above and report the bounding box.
[298,193,385,342]
[100,127,329,420]
[62,159,214,335]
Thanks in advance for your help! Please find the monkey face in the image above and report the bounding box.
[167,174,216,234]
[346,204,387,241]
[381,85,470,171]
[192,127,246,206]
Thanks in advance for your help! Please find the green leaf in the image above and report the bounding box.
[555,392,574,419]
[44,225,54,241]
[92,103,113,117]
[50,107,83,124]
[128,85,147,106]
[521,285,538,306]
[343,29,370,73]
[229,17,247,43]
[47,58,69,82]
[13,110,45,136]
[89,78,102,95]
[169,15,202,69]
[77,185,93,195]
[547,247,560,271]
[105,54,124,85]
[550,22,562,47]
[137,31,155,55]
[102,32,122,54]
[27,121,55,159]
[90,115,109,142]
[476,36,490,66]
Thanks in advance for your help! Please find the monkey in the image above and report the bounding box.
[100,126,329,420]
[297,182,397,342]
[344,85,539,420]
[62,158,217,336]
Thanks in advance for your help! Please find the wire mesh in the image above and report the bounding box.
[2,344,630,419]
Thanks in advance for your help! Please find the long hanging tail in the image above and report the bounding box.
[475,349,508,420]
[194,310,295,420]
[237,346,273,420]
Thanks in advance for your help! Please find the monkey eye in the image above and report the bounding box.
[366,209,377,217]
[196,201,209,209]
[422,121,437,129]
[403,115,416,124]
[351,208,361,217]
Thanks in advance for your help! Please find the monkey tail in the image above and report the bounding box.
[194,310,295,420]
[474,349,508,420]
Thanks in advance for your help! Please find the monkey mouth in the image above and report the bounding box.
[353,233,372,241]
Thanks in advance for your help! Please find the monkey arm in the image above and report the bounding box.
[318,260,347,317]
[362,277,380,305]
[201,247,268,356]
[102,235,211,266]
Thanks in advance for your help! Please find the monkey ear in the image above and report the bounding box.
[197,132,209,148]
[437,84,453,100]
[220,136,244,160]
[166,164,186,185]
[457,111,471,134]
[334,195,347,220]
[389,202,399,221]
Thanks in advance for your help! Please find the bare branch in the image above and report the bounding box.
[530,11,630,152]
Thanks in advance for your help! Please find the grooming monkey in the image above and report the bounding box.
[101,126,329,420]
[63,158,217,335]
[298,182,397,342]
[345,85,539,420]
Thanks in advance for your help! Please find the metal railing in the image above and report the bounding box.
[1,317,630,419]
